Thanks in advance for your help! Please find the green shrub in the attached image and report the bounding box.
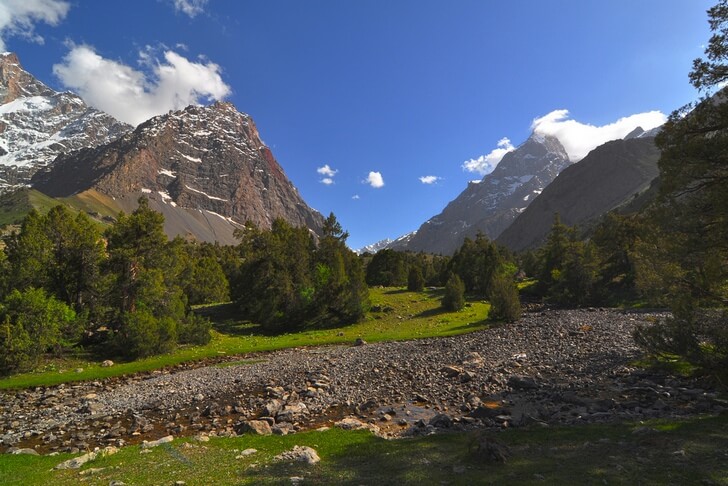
[488,274,521,322]
[442,274,465,311]
[407,267,425,292]
[634,309,728,371]
[115,309,177,359]
[0,288,77,374]
[179,313,212,345]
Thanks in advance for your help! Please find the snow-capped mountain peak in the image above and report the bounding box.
[398,132,571,254]
[0,52,131,192]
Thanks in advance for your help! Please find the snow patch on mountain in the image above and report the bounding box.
[0,52,130,192]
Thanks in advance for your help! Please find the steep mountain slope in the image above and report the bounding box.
[396,134,571,255]
[496,135,661,251]
[31,102,324,243]
[0,52,130,192]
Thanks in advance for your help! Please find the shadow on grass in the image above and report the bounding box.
[383,288,411,295]
[241,416,728,485]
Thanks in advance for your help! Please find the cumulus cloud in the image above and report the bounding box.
[531,109,666,161]
[365,171,384,189]
[462,137,515,175]
[317,164,337,177]
[172,0,209,18]
[352,194,360,200]
[419,175,440,185]
[53,44,231,126]
[0,0,70,51]
[317,164,338,185]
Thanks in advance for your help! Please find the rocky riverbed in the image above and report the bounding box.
[1,308,725,455]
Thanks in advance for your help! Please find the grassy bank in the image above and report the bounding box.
[2,415,726,485]
[0,287,491,390]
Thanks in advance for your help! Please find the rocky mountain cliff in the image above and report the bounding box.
[0,52,130,192]
[32,102,324,243]
[496,134,661,251]
[394,133,571,255]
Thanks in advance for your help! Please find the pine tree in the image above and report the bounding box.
[407,266,425,292]
[488,273,522,322]
[632,1,728,370]
[442,273,465,311]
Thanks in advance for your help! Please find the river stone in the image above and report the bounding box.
[54,446,119,470]
[508,375,539,390]
[236,420,272,436]
[141,435,174,449]
[275,445,320,465]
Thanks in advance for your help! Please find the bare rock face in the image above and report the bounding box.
[0,52,131,192]
[396,134,570,255]
[32,102,324,240]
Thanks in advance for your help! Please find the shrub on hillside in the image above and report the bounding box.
[114,309,177,359]
[178,313,212,345]
[442,274,465,311]
[0,288,78,374]
[407,267,425,292]
[488,274,521,322]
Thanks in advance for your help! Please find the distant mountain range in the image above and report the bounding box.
[365,127,662,255]
[0,51,665,252]
[0,52,324,243]
[388,133,572,255]
[496,129,661,251]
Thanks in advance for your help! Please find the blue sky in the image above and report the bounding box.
[0,0,714,249]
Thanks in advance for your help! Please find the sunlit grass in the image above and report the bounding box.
[0,287,490,389]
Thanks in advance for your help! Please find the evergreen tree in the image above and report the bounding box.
[447,233,502,295]
[103,197,198,357]
[488,273,522,322]
[632,1,728,370]
[535,215,599,306]
[3,206,105,311]
[407,266,425,292]
[442,273,465,311]
[0,288,77,374]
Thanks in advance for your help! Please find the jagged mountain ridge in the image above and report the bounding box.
[394,133,571,255]
[0,52,131,192]
[496,134,661,251]
[32,102,325,242]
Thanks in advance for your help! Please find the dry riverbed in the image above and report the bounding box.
[1,308,725,455]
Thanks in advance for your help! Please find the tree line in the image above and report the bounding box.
[0,200,369,374]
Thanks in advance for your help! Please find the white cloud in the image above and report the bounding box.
[352,194,360,200]
[419,175,440,185]
[0,0,70,51]
[531,109,666,161]
[317,164,337,177]
[365,171,384,189]
[172,0,209,18]
[53,44,231,126]
[317,164,338,185]
[462,137,515,175]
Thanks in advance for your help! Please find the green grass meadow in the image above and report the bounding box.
[0,287,491,390]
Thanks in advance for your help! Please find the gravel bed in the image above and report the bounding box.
[1,308,724,454]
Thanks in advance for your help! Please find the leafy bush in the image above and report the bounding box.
[442,274,465,311]
[407,267,425,292]
[0,288,77,374]
[178,313,212,345]
[115,309,177,359]
[488,274,521,322]
[634,309,728,371]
